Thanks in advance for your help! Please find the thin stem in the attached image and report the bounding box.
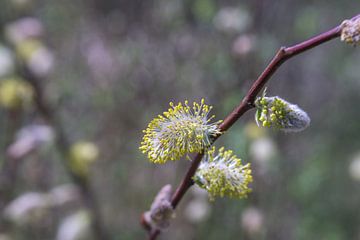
[145,13,359,240]
[171,152,203,208]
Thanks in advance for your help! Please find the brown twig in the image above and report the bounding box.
[145,13,360,240]
[20,66,109,240]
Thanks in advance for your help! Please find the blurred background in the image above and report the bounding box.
[0,0,359,239]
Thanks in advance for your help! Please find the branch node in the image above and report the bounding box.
[278,46,289,56]
[246,100,256,108]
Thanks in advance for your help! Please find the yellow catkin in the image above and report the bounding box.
[194,147,253,200]
[255,94,310,132]
[140,99,222,164]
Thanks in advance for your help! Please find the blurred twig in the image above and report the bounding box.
[144,13,360,240]
[20,66,109,240]
[0,109,22,231]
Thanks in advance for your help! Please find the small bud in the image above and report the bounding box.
[69,141,99,177]
[140,99,222,164]
[341,18,360,46]
[143,185,175,230]
[0,77,34,109]
[194,147,253,201]
[255,93,310,132]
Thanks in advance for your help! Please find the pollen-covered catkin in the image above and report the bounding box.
[255,94,310,132]
[140,99,222,164]
[193,147,252,200]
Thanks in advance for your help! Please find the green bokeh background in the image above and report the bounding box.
[0,0,359,239]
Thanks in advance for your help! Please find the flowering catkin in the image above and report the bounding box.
[140,99,222,164]
[255,94,310,132]
[193,147,252,200]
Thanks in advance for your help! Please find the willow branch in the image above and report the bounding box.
[145,13,360,240]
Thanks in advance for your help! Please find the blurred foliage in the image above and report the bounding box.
[0,0,359,240]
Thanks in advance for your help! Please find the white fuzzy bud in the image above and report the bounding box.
[341,18,360,46]
[255,94,310,133]
[143,185,175,230]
